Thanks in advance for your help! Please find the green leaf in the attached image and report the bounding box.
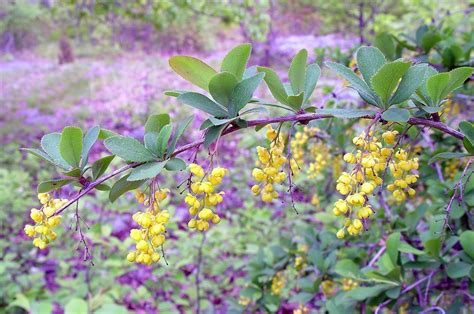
[356,46,386,86]
[421,31,442,53]
[303,63,320,103]
[381,108,410,123]
[287,92,304,110]
[424,238,441,258]
[446,262,472,279]
[316,108,376,119]
[169,56,217,91]
[364,270,401,285]
[60,126,83,167]
[157,124,173,157]
[144,132,159,154]
[145,114,170,133]
[41,133,71,170]
[63,168,81,177]
[390,64,428,104]
[439,67,473,100]
[95,183,110,191]
[374,33,397,60]
[163,90,186,97]
[177,92,229,117]
[128,161,167,181]
[168,115,193,157]
[220,43,252,80]
[109,175,146,202]
[334,259,360,279]
[228,73,265,117]
[288,49,308,94]
[345,284,392,301]
[104,136,155,162]
[385,286,401,299]
[92,155,115,180]
[209,72,238,106]
[398,242,425,255]
[427,73,450,106]
[386,232,401,265]
[371,61,410,107]
[37,179,73,193]
[21,148,57,167]
[460,121,474,147]
[165,158,187,171]
[209,116,236,126]
[460,231,474,259]
[8,294,30,311]
[98,128,117,140]
[257,66,289,105]
[429,152,470,163]
[64,298,88,314]
[326,62,381,107]
[81,126,100,168]
[204,124,226,148]
[95,303,129,314]
[415,66,438,106]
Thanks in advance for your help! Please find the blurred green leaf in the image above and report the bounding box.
[64,298,88,314]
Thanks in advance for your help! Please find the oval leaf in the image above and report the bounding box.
[60,126,83,167]
[177,92,229,117]
[381,108,410,123]
[169,56,217,91]
[104,136,155,162]
[128,161,167,181]
[220,43,252,81]
[356,46,386,86]
[209,72,238,107]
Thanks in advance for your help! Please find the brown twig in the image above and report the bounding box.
[50,113,464,217]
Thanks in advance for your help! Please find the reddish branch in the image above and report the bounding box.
[53,112,465,216]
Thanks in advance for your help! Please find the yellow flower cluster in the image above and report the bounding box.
[24,193,66,249]
[290,127,329,179]
[333,130,418,238]
[186,164,227,231]
[293,304,310,314]
[386,149,419,202]
[126,189,170,265]
[321,280,336,297]
[444,158,462,180]
[271,271,285,295]
[251,125,287,203]
[341,278,359,291]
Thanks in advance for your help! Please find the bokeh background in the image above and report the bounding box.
[1,1,473,313]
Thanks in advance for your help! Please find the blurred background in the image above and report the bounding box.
[1,1,473,313]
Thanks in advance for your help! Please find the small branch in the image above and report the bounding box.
[440,158,473,242]
[50,113,464,216]
[368,246,385,267]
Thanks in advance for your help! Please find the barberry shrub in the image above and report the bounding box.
[23,44,474,312]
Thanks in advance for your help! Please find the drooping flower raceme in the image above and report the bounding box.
[251,125,287,203]
[24,193,67,249]
[126,189,171,265]
[333,130,418,238]
[186,164,227,232]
